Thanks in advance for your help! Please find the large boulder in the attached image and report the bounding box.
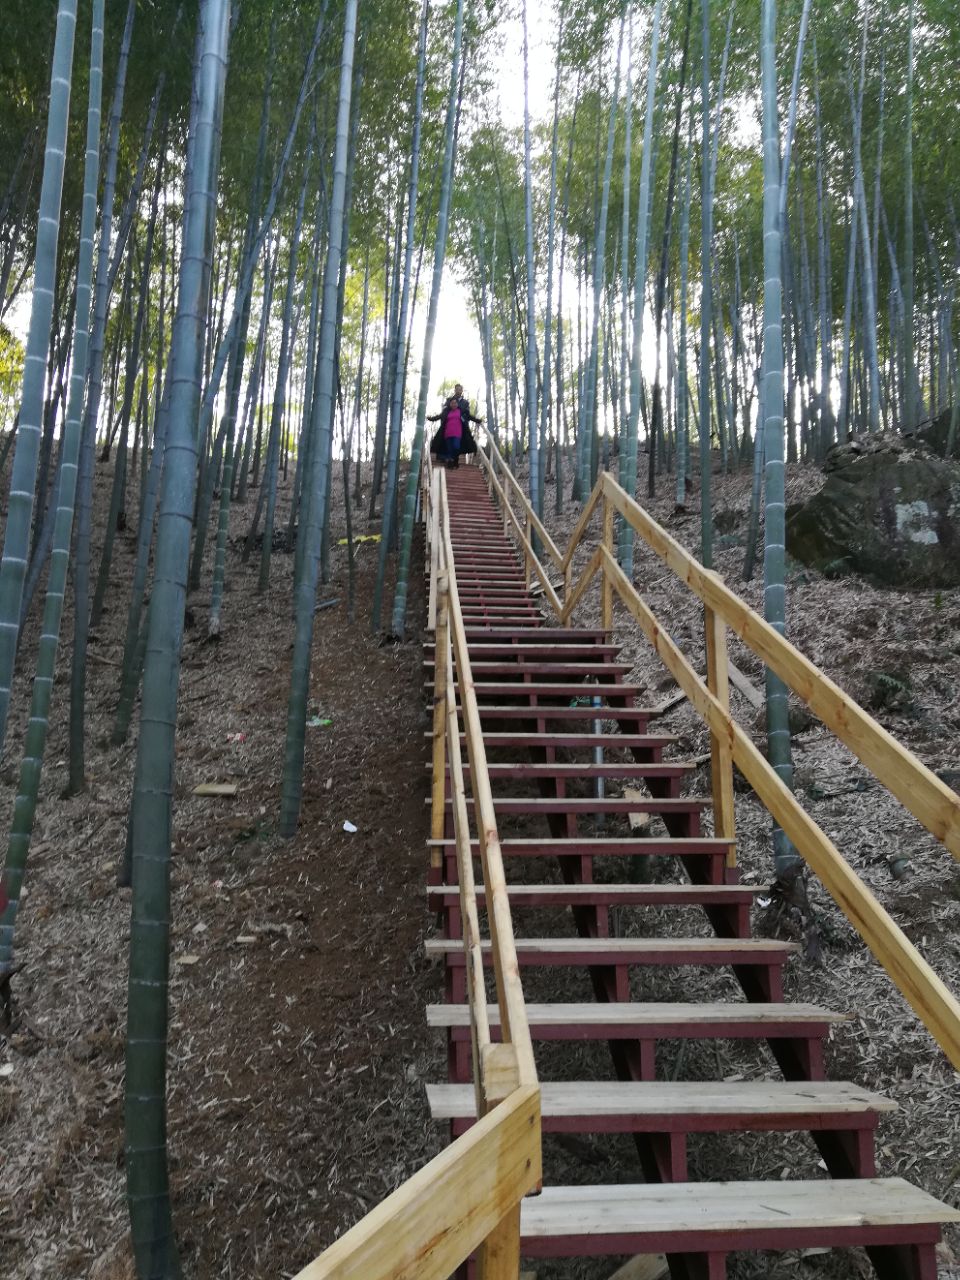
[903,405,959,457]
[785,434,960,588]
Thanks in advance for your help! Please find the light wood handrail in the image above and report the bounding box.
[443,615,491,1109]
[293,1086,541,1280]
[475,451,960,1068]
[599,472,960,862]
[599,543,960,1068]
[482,433,564,569]
[439,467,538,1088]
[299,456,542,1280]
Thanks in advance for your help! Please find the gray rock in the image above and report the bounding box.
[786,434,960,587]
[902,405,959,457]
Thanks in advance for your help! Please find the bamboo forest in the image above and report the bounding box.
[4,0,960,1277]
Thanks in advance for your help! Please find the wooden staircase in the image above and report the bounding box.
[425,464,960,1279]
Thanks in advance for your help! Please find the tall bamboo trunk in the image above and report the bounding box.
[124,1,231,1272]
[389,0,466,638]
[0,0,78,758]
[279,0,359,836]
[522,0,542,513]
[760,0,801,890]
[0,0,103,978]
[371,0,429,632]
[68,0,137,793]
[619,0,662,573]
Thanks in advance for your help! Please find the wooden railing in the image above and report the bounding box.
[478,434,960,1071]
[295,458,540,1280]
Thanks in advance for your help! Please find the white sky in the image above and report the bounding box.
[429,0,558,406]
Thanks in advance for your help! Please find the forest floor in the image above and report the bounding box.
[0,457,446,1279]
[2,444,960,1280]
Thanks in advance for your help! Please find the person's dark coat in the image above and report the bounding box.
[429,419,477,455]
[428,400,480,456]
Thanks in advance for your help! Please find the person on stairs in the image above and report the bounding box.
[428,394,465,468]
[430,389,483,471]
[453,384,483,430]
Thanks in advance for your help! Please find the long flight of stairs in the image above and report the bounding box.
[424,464,959,1279]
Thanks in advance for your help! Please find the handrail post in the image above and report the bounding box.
[524,511,532,590]
[477,1203,522,1280]
[601,494,614,633]
[478,1039,524,1279]
[704,598,737,868]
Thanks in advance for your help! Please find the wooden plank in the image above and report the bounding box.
[601,472,960,862]
[480,1042,520,1110]
[520,1178,960,1240]
[427,884,759,905]
[427,837,734,854]
[191,782,237,797]
[606,1255,668,1280]
[560,545,603,625]
[437,797,710,814]
[440,733,679,749]
[599,541,960,1070]
[293,1088,541,1280]
[477,1202,521,1280]
[559,471,605,572]
[427,936,798,954]
[442,763,695,778]
[426,1080,896,1121]
[426,1001,849,1030]
[497,497,562,619]
[727,660,764,710]
[601,495,614,632]
[623,787,652,832]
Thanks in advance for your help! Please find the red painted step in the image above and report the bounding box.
[440,731,676,750]
[438,795,709,817]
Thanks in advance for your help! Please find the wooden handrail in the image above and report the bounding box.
[475,453,960,1069]
[293,1086,541,1280]
[599,543,960,1068]
[298,455,541,1280]
[599,472,960,862]
[482,433,564,569]
[443,606,491,1109]
[438,466,538,1089]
